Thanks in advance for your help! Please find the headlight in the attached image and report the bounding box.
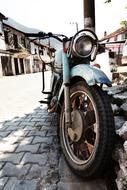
[71,29,98,59]
[74,35,93,57]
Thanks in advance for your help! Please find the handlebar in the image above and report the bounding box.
[25,32,68,43]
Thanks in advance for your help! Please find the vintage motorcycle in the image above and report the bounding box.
[28,29,115,178]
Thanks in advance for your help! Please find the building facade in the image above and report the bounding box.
[99,27,127,82]
[0,13,42,77]
[100,27,127,66]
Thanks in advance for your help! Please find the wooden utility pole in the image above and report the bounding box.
[83,0,95,32]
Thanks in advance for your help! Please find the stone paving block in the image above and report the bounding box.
[0,177,8,190]
[46,117,56,122]
[30,114,42,118]
[57,182,107,190]
[46,129,57,137]
[2,135,23,144]
[24,114,32,119]
[27,130,46,137]
[0,162,5,170]
[24,124,42,131]
[35,122,51,127]
[23,126,35,131]
[20,117,32,122]
[31,118,46,122]
[0,163,30,178]
[33,114,46,118]
[4,121,21,127]
[0,131,11,138]
[21,152,48,166]
[0,127,7,132]
[38,144,50,153]
[5,126,21,131]
[26,164,49,180]
[3,177,38,190]
[0,143,18,153]
[0,122,4,128]
[16,144,40,153]
[32,136,53,145]
[19,121,35,127]
[19,137,34,145]
[0,152,24,164]
[10,129,29,137]
[40,126,50,131]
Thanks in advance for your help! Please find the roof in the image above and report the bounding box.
[3,17,42,34]
[0,13,7,20]
[100,27,127,42]
[1,13,61,49]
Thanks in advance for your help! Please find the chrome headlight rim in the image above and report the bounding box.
[71,29,98,59]
[73,35,95,58]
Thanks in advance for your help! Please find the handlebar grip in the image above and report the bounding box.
[38,32,47,37]
[47,32,53,37]
[25,32,46,37]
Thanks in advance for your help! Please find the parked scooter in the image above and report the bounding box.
[28,29,115,178]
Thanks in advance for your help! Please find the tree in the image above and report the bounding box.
[120,20,127,27]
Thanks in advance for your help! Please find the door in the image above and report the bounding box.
[20,58,24,74]
[14,58,19,75]
[1,56,13,76]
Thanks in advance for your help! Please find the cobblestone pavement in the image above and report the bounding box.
[0,73,108,190]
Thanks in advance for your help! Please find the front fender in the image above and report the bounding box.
[57,64,111,110]
[70,64,112,86]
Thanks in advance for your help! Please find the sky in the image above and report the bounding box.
[0,0,127,38]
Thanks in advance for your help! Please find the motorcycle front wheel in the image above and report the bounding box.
[60,81,115,178]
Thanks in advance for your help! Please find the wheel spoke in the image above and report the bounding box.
[85,141,94,154]
[69,140,74,146]
[79,141,90,160]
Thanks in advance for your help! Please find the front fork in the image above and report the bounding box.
[62,52,71,128]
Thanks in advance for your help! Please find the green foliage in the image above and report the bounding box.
[120,20,127,27]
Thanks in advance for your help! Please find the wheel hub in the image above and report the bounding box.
[68,110,85,142]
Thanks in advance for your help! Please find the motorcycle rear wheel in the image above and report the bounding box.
[60,81,115,178]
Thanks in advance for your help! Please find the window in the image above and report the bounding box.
[1,56,13,76]
[4,31,9,44]
[13,34,18,48]
[21,36,26,48]
[125,33,127,39]
[114,35,118,41]
[0,21,3,34]
[109,51,115,58]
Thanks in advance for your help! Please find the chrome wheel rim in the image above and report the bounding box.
[62,90,99,165]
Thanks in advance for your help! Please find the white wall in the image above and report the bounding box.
[11,58,16,75]
[95,52,113,81]
[0,56,2,77]
[0,21,6,50]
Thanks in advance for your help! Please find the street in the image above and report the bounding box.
[0,72,108,190]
